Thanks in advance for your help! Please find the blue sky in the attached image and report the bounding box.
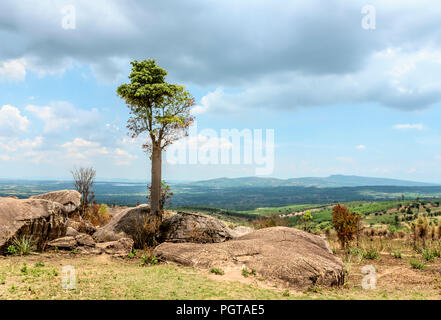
[1,0,441,183]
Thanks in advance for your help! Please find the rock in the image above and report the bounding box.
[66,227,80,237]
[76,246,102,255]
[159,211,235,243]
[230,226,254,238]
[0,197,67,253]
[154,226,344,290]
[30,190,81,215]
[47,236,77,250]
[67,218,96,235]
[75,234,95,247]
[96,238,134,256]
[93,205,152,242]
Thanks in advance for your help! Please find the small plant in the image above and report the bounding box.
[409,259,426,270]
[421,248,435,262]
[362,247,380,260]
[241,268,250,278]
[11,236,36,255]
[282,290,290,297]
[35,261,45,268]
[392,249,402,259]
[20,263,28,274]
[128,249,137,259]
[210,268,224,276]
[6,245,17,255]
[140,254,159,266]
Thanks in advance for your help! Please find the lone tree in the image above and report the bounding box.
[117,59,195,222]
[71,166,96,217]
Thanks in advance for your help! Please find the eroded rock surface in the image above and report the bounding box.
[30,190,81,215]
[0,197,67,253]
[154,226,344,290]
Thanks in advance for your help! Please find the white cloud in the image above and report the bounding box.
[435,155,441,160]
[0,105,29,137]
[0,59,26,81]
[26,101,100,133]
[356,145,366,150]
[0,136,43,162]
[61,138,137,166]
[393,124,424,130]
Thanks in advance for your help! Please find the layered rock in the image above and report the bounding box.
[154,226,344,290]
[30,190,81,215]
[159,211,234,243]
[47,234,133,256]
[0,197,67,253]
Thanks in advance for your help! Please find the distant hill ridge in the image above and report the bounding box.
[181,175,439,188]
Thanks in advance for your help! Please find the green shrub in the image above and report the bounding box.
[128,249,137,259]
[210,268,224,276]
[241,268,250,278]
[11,236,36,255]
[421,248,435,262]
[362,247,379,260]
[140,254,159,266]
[392,249,402,259]
[282,290,290,297]
[6,245,17,255]
[410,259,426,270]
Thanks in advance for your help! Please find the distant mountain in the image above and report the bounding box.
[181,175,439,188]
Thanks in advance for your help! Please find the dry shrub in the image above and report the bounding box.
[132,215,161,249]
[252,215,289,230]
[84,203,111,227]
[332,203,361,249]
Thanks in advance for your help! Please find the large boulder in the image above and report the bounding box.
[30,190,81,215]
[0,197,68,253]
[93,205,152,242]
[159,211,234,243]
[154,226,344,290]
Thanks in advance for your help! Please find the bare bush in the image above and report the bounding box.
[71,167,96,217]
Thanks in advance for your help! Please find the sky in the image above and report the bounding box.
[1,0,441,183]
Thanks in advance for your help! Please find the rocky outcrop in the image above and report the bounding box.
[30,190,81,215]
[0,197,67,253]
[154,226,344,290]
[159,211,234,243]
[47,233,133,257]
[93,205,152,242]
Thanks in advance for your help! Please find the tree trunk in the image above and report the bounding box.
[150,144,162,222]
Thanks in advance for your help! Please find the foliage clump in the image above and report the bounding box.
[331,204,361,249]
